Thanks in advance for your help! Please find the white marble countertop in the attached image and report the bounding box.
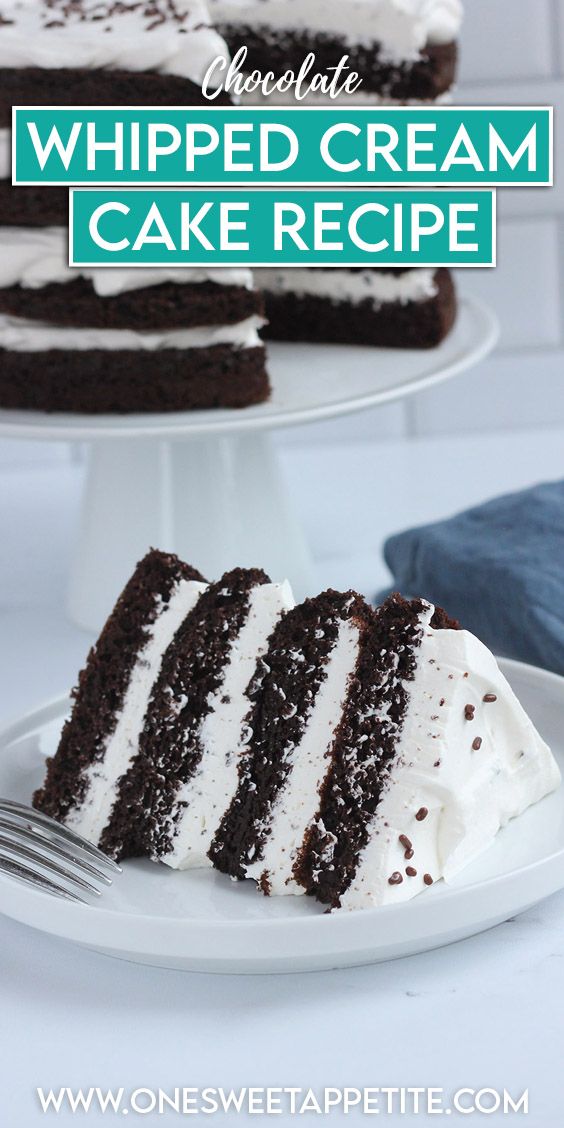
[1,426,564,1126]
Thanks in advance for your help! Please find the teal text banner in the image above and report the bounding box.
[70,189,496,267]
[14,106,551,186]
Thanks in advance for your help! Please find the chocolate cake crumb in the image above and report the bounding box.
[262,269,456,351]
[102,568,270,860]
[217,25,457,101]
[0,278,264,332]
[0,65,230,128]
[297,594,430,906]
[34,550,205,856]
[0,345,270,414]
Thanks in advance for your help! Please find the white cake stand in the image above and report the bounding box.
[0,296,498,630]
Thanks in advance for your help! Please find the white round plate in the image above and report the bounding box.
[0,658,563,975]
[0,297,497,441]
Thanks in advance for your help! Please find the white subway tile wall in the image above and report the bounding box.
[459,0,554,83]
[472,219,561,350]
[408,1,564,438]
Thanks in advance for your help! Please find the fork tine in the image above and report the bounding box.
[0,855,88,904]
[0,817,113,885]
[0,800,121,871]
[0,835,102,898]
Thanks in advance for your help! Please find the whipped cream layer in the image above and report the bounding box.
[0,312,265,351]
[0,129,10,179]
[341,604,561,910]
[247,616,361,895]
[0,0,228,85]
[255,267,438,308]
[211,0,462,57]
[65,578,208,846]
[164,580,295,870]
[0,227,254,295]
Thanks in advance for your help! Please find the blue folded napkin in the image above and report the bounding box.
[383,479,564,676]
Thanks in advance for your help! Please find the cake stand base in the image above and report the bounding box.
[67,433,316,631]
[0,298,499,632]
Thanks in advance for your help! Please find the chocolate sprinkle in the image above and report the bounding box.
[406,866,417,878]
[388,872,403,886]
[399,834,412,851]
[404,848,414,860]
[423,874,434,886]
[483,694,498,703]
[39,0,193,31]
[464,704,476,721]
[472,737,483,751]
[415,807,428,822]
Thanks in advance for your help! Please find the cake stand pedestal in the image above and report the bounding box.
[0,296,497,631]
[68,431,314,628]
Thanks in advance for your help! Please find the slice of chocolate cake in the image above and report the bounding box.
[257,267,457,349]
[33,556,560,910]
[210,0,462,102]
[33,550,208,857]
[100,568,294,862]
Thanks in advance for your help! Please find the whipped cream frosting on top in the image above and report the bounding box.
[340,603,561,910]
[0,0,229,83]
[211,0,463,58]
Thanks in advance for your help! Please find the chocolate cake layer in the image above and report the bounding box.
[297,595,462,906]
[33,550,204,838]
[0,279,264,332]
[218,28,457,100]
[101,568,270,861]
[0,66,229,127]
[0,344,270,413]
[261,268,456,350]
[210,589,373,887]
[0,182,69,227]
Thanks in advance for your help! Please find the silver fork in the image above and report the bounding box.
[0,798,121,904]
